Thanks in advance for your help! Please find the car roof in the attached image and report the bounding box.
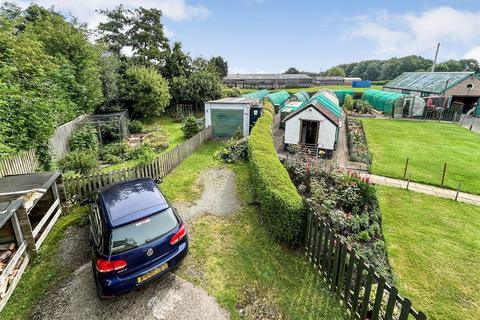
[98,178,169,228]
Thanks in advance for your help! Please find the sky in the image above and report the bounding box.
[10,0,480,73]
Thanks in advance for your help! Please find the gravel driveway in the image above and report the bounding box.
[32,168,239,320]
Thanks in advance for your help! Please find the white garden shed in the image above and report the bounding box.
[283,94,341,156]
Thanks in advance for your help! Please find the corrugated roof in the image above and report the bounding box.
[265,90,290,106]
[208,97,258,104]
[309,94,341,118]
[281,101,305,113]
[385,72,475,93]
[284,93,341,126]
[242,89,270,99]
[224,73,312,81]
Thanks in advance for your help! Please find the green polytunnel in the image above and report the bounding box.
[361,89,405,115]
[293,91,310,103]
[265,90,290,106]
[334,90,354,105]
[242,89,270,100]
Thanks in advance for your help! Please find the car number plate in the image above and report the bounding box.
[137,263,168,283]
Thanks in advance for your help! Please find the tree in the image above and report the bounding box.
[284,67,300,74]
[96,5,131,56]
[163,41,191,79]
[209,56,228,78]
[128,7,170,68]
[125,66,171,118]
[187,70,222,108]
[365,64,380,80]
[98,52,122,111]
[325,66,346,77]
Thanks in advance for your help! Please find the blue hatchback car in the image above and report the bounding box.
[88,178,188,298]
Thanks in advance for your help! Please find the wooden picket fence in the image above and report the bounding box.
[64,127,212,200]
[0,149,38,178]
[305,208,427,320]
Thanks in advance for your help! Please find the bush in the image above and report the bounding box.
[99,120,121,143]
[125,66,171,118]
[125,143,156,165]
[144,129,169,151]
[248,101,305,245]
[182,116,201,138]
[343,95,354,111]
[215,138,248,163]
[100,141,130,163]
[128,119,144,134]
[59,150,98,174]
[221,86,241,98]
[69,125,99,153]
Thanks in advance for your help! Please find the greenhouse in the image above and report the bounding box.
[265,90,291,112]
[362,90,405,115]
[293,91,310,103]
[242,89,270,100]
[334,90,354,105]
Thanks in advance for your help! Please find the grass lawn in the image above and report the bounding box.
[240,85,383,95]
[102,116,186,172]
[161,141,347,320]
[378,186,480,320]
[362,118,480,194]
[0,207,88,320]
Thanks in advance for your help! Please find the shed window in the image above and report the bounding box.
[401,89,411,94]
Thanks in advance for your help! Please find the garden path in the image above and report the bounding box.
[359,173,480,206]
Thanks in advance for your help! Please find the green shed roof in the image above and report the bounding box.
[385,72,476,94]
[281,101,305,113]
[293,91,310,103]
[242,89,270,100]
[309,94,341,118]
[362,89,405,114]
[265,90,290,106]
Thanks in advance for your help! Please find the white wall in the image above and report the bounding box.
[204,102,250,137]
[284,107,338,150]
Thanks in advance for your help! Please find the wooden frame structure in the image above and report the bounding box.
[0,199,30,311]
[0,172,67,254]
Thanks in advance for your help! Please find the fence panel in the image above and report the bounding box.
[64,127,212,200]
[0,149,38,178]
[49,114,88,160]
[304,209,428,320]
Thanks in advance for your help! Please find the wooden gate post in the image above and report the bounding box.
[441,163,447,187]
[403,157,409,180]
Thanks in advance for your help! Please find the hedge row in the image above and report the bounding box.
[248,101,305,245]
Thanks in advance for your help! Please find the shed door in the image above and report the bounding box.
[211,109,244,138]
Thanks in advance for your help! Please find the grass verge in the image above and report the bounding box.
[162,142,347,319]
[0,206,89,320]
[378,185,480,320]
[362,118,480,194]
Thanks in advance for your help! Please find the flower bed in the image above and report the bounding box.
[286,154,392,281]
[346,117,370,165]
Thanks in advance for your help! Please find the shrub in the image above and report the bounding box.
[215,138,248,163]
[99,120,121,143]
[221,86,241,98]
[182,116,201,138]
[125,143,156,165]
[128,119,144,134]
[69,125,99,153]
[59,150,98,174]
[248,101,304,245]
[343,95,354,111]
[144,129,169,151]
[100,141,130,162]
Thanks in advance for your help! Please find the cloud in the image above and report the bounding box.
[464,46,480,61]
[348,6,480,60]
[15,0,210,29]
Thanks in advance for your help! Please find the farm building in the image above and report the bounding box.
[283,93,341,157]
[344,77,362,85]
[315,76,344,85]
[265,90,291,113]
[223,74,313,89]
[242,89,270,100]
[204,97,262,138]
[384,72,480,113]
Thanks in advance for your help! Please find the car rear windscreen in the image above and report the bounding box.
[110,208,178,254]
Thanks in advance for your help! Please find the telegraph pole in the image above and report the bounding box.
[432,42,440,72]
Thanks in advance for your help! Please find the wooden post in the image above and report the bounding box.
[16,206,36,258]
[441,163,447,187]
[406,175,411,190]
[403,157,409,180]
[455,183,461,201]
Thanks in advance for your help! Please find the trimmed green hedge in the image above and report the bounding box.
[248,102,305,245]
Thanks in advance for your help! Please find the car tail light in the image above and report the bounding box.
[96,258,127,273]
[170,224,187,245]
